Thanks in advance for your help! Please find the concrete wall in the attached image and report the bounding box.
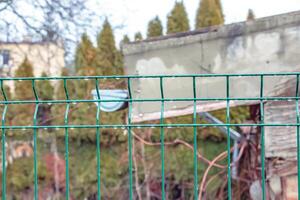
[123,11,300,123]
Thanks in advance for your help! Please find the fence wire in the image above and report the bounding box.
[1,73,300,200]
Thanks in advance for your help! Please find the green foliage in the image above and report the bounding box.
[200,106,250,140]
[147,16,163,38]
[52,67,126,143]
[50,68,76,134]
[36,72,54,100]
[12,58,35,129]
[96,19,123,75]
[35,72,55,126]
[0,85,13,128]
[215,0,224,19]
[14,57,34,100]
[75,33,97,73]
[121,34,130,45]
[195,0,224,29]
[6,157,49,196]
[167,1,190,34]
[247,9,255,21]
[134,32,143,41]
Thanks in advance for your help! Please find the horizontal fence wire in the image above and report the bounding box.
[0,73,300,200]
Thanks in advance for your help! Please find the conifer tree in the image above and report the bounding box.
[36,72,54,125]
[247,9,255,21]
[134,32,143,41]
[215,0,224,19]
[52,68,76,131]
[0,85,13,126]
[195,0,224,29]
[13,57,35,128]
[147,16,163,38]
[167,1,190,34]
[15,57,34,100]
[55,68,76,100]
[96,18,121,75]
[36,72,54,101]
[121,35,130,45]
[75,33,97,73]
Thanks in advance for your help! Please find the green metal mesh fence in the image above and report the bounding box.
[0,73,299,200]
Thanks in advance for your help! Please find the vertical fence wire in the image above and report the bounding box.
[0,80,7,200]
[260,75,266,200]
[159,77,165,200]
[127,78,133,200]
[192,77,198,200]
[226,76,232,200]
[63,79,70,200]
[95,78,101,200]
[296,75,300,195]
[2,74,300,199]
[32,80,39,200]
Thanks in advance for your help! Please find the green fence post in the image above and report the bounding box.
[127,78,133,200]
[1,80,7,200]
[260,75,266,200]
[63,79,70,200]
[296,75,300,195]
[159,77,165,200]
[32,80,39,200]
[226,76,231,200]
[192,76,198,200]
[95,78,101,200]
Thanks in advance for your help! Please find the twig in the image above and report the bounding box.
[198,142,247,200]
[133,135,142,200]
[132,131,226,169]
[140,129,151,200]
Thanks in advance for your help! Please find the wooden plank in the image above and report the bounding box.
[132,100,259,123]
[265,78,300,159]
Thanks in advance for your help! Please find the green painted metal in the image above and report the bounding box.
[32,80,39,200]
[0,73,298,199]
[95,79,101,200]
[1,80,7,200]
[1,96,300,105]
[127,78,134,200]
[226,76,232,200]
[192,77,198,200]
[260,75,266,200]
[159,77,165,200]
[63,79,70,200]
[296,75,300,196]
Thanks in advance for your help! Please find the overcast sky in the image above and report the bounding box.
[93,0,300,43]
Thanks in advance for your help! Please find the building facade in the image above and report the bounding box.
[0,41,65,78]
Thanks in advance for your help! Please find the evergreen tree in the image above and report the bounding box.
[13,57,35,129]
[215,0,224,19]
[14,57,34,100]
[167,1,190,34]
[75,33,97,73]
[247,9,255,21]
[36,72,54,126]
[147,16,163,38]
[0,85,13,126]
[134,32,143,41]
[55,68,76,100]
[96,18,122,75]
[195,0,224,29]
[121,34,130,45]
[36,72,54,101]
[52,68,76,132]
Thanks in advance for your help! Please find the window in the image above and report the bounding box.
[0,50,10,67]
